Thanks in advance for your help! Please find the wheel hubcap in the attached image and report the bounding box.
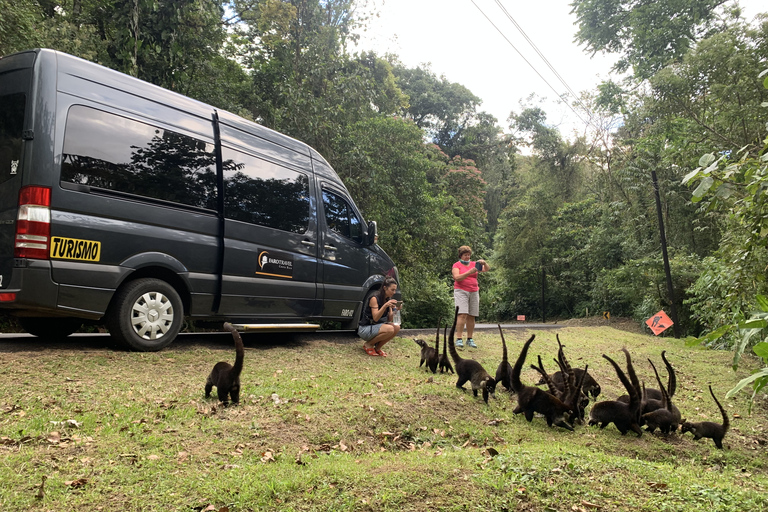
[131,291,174,340]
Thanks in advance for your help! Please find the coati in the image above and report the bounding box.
[531,355,562,398]
[414,320,440,373]
[641,359,679,434]
[510,333,574,430]
[447,306,496,403]
[495,324,514,391]
[438,326,454,374]
[552,351,591,418]
[205,322,244,405]
[681,385,729,449]
[588,349,643,436]
[618,350,677,405]
[537,335,601,399]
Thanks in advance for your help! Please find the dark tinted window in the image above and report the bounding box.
[323,189,362,243]
[61,106,217,209]
[222,148,310,234]
[0,93,25,186]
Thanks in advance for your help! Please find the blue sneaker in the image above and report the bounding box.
[456,338,463,348]
[467,338,477,348]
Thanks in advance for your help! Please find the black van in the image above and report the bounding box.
[0,49,398,350]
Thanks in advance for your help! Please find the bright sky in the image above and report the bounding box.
[355,0,766,137]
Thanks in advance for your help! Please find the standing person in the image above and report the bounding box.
[452,245,489,348]
[357,276,401,357]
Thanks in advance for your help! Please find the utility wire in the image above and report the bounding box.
[492,0,595,122]
[469,0,595,130]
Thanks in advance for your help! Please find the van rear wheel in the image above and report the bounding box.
[107,278,182,351]
[18,317,82,339]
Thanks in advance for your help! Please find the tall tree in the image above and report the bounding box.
[571,0,731,79]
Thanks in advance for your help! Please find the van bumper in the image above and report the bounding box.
[0,260,106,319]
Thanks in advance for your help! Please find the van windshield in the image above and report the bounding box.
[0,93,25,186]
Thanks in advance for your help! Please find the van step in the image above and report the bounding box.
[231,323,321,332]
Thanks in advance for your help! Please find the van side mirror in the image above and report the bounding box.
[366,221,378,246]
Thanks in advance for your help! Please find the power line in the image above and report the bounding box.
[469,0,594,130]
[492,0,595,122]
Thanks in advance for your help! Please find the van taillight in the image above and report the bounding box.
[15,186,51,259]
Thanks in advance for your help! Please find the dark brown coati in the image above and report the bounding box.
[511,333,574,430]
[565,364,590,424]
[447,306,496,403]
[641,359,678,434]
[553,353,591,417]
[531,355,563,398]
[681,386,730,449]
[588,350,643,436]
[618,350,677,404]
[438,325,454,374]
[495,324,514,391]
[534,355,589,424]
[538,335,601,399]
[205,322,244,405]
[414,320,440,373]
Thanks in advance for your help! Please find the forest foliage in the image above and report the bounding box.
[2,0,768,354]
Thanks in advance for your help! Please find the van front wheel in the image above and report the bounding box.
[107,278,183,351]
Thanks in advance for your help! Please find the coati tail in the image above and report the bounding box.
[225,322,245,376]
[511,334,535,393]
[710,385,729,432]
[448,306,462,365]
[662,351,677,397]
[498,324,508,362]
[648,359,670,410]
[603,354,639,408]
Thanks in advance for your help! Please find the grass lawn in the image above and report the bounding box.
[1,324,767,511]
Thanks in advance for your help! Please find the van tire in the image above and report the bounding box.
[347,288,378,330]
[107,278,183,351]
[18,317,82,339]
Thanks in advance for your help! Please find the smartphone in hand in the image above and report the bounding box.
[475,261,483,271]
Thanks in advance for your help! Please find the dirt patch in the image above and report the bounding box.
[561,316,647,335]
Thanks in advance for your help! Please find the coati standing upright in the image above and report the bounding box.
[641,359,679,434]
[588,349,643,436]
[510,333,574,430]
[495,324,514,391]
[447,306,496,403]
[205,322,244,405]
[414,320,440,373]
[681,385,730,449]
[438,326,454,374]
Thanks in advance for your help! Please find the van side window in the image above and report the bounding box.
[60,106,217,209]
[323,189,362,243]
[222,148,310,234]
[0,93,25,186]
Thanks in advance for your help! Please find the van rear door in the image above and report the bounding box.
[0,53,33,291]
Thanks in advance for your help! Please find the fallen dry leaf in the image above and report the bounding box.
[64,478,88,489]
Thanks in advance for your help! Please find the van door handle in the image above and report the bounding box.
[324,245,337,252]
[301,240,316,247]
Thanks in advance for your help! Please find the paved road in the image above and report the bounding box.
[0,322,561,352]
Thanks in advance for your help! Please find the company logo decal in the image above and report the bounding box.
[50,237,101,262]
[256,250,293,279]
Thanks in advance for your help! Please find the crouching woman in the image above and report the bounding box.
[357,277,401,357]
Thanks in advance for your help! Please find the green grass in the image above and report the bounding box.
[1,326,767,511]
